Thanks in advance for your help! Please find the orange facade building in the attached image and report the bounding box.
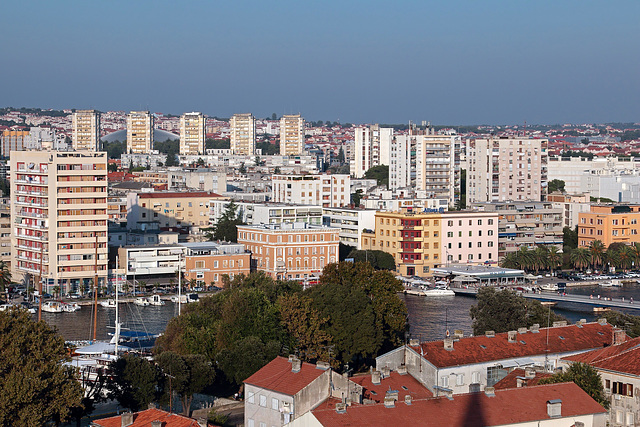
[237,223,339,281]
[578,205,640,248]
[181,242,251,287]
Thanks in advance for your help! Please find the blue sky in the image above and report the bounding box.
[1,1,638,125]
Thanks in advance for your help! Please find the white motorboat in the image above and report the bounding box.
[0,303,14,311]
[62,302,81,312]
[149,295,165,306]
[18,302,37,314]
[539,283,558,292]
[424,286,455,297]
[599,281,614,288]
[41,301,64,313]
[133,297,150,307]
[100,299,117,308]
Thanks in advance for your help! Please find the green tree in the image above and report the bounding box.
[337,147,345,163]
[238,163,247,174]
[216,336,281,385]
[470,287,564,336]
[600,311,640,338]
[570,247,591,271]
[539,362,609,409]
[563,226,578,250]
[206,201,245,242]
[155,352,215,416]
[547,179,565,193]
[589,240,606,270]
[205,138,230,150]
[0,309,83,426]
[307,262,407,368]
[547,246,562,272]
[0,261,11,298]
[364,165,389,188]
[106,354,164,412]
[346,249,395,270]
[351,189,363,207]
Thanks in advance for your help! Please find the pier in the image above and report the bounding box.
[452,287,640,311]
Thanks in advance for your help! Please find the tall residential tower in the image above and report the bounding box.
[279,114,305,156]
[230,113,256,155]
[72,110,101,151]
[126,111,154,154]
[179,112,205,155]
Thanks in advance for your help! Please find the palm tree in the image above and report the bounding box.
[0,261,11,300]
[616,245,633,271]
[501,252,520,269]
[630,243,640,269]
[547,246,562,273]
[570,248,591,271]
[532,246,549,274]
[589,240,606,271]
[516,246,535,272]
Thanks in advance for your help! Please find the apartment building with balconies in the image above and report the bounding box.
[72,109,101,151]
[279,114,305,156]
[466,137,548,203]
[351,125,393,178]
[179,112,205,155]
[230,113,256,155]
[577,204,640,248]
[237,222,339,281]
[0,198,11,268]
[271,174,350,208]
[1,130,28,158]
[11,151,108,293]
[126,111,154,154]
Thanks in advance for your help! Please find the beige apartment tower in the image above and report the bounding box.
[126,111,154,154]
[11,151,108,294]
[467,137,548,203]
[279,114,305,156]
[179,112,205,155]
[230,113,256,155]
[72,109,101,151]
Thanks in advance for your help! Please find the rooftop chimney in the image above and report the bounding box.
[598,318,607,325]
[547,399,562,418]
[316,361,330,370]
[552,321,567,327]
[524,367,536,379]
[121,412,134,427]
[516,377,525,388]
[197,418,207,427]
[517,327,528,334]
[484,387,495,397]
[507,331,517,343]
[291,358,301,373]
[397,365,408,375]
[372,370,381,385]
[444,338,454,350]
[335,402,347,414]
[384,390,398,408]
[409,338,420,346]
[453,330,464,339]
[530,324,540,333]
[576,319,584,328]
[404,395,412,405]
[381,366,390,378]
[485,330,495,338]
[151,421,163,427]
[613,329,627,345]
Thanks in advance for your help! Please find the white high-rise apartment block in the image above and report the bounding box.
[179,112,205,155]
[230,113,256,155]
[467,137,548,203]
[11,151,108,294]
[126,111,154,154]
[389,129,460,205]
[351,125,394,178]
[72,110,101,151]
[271,174,350,208]
[279,114,305,156]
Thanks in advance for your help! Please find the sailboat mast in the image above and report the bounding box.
[93,234,98,341]
[115,256,119,356]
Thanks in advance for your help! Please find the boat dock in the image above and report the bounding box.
[452,287,640,311]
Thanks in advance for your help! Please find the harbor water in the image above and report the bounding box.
[41,283,640,343]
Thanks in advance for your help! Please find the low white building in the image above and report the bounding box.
[321,207,376,248]
[272,174,350,208]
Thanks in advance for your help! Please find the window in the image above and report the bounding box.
[271,398,279,410]
[259,395,267,407]
[440,376,449,387]
[195,261,205,268]
[214,260,218,268]
[471,371,480,384]
[247,392,255,404]
[456,374,464,386]
[259,423,266,427]
[247,420,254,427]
[447,232,453,237]
[488,219,494,225]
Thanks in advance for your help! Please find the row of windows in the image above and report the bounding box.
[447,230,494,237]
[447,219,494,226]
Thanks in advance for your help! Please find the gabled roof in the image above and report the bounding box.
[351,371,433,403]
[563,336,640,376]
[92,408,208,427]
[493,368,552,390]
[408,322,620,368]
[244,356,326,396]
[310,383,606,426]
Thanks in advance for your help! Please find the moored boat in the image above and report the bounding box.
[100,299,116,308]
[41,301,64,313]
[133,297,150,307]
[424,286,455,297]
[149,294,165,306]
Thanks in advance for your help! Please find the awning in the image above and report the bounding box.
[498,360,518,368]
[453,276,477,282]
[75,342,116,355]
[515,358,536,366]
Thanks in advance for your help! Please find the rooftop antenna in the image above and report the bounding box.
[523,120,527,137]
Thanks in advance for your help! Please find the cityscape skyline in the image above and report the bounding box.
[1,1,638,125]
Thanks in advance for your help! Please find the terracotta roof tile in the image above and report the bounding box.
[411,322,620,368]
[351,371,433,403]
[493,368,552,390]
[244,356,326,396]
[92,408,209,427]
[563,336,640,376]
[311,383,606,426]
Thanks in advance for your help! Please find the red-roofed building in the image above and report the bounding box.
[561,336,640,426]
[493,367,552,390]
[91,408,211,427]
[350,369,433,403]
[291,382,607,427]
[376,320,626,395]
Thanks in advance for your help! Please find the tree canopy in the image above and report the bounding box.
[206,201,245,242]
[0,309,83,426]
[106,354,164,412]
[547,179,565,193]
[539,362,609,409]
[364,165,389,188]
[470,287,564,336]
[345,249,395,271]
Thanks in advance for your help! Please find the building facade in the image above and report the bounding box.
[351,125,393,178]
[578,205,640,248]
[271,174,350,208]
[237,223,339,281]
[0,198,10,268]
[230,113,256,155]
[126,111,154,154]
[72,109,101,151]
[321,207,376,249]
[11,151,108,293]
[279,114,305,156]
[467,137,548,203]
[179,112,205,155]
[182,242,251,287]
[547,192,591,228]
[1,130,28,158]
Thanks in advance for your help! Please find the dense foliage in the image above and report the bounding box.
[600,310,640,338]
[539,362,609,409]
[0,309,83,426]
[547,179,565,193]
[364,165,389,188]
[205,138,230,149]
[345,249,396,271]
[470,287,565,336]
[205,201,245,242]
[155,263,408,386]
[106,354,164,412]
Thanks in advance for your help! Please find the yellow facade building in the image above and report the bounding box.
[578,205,640,248]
